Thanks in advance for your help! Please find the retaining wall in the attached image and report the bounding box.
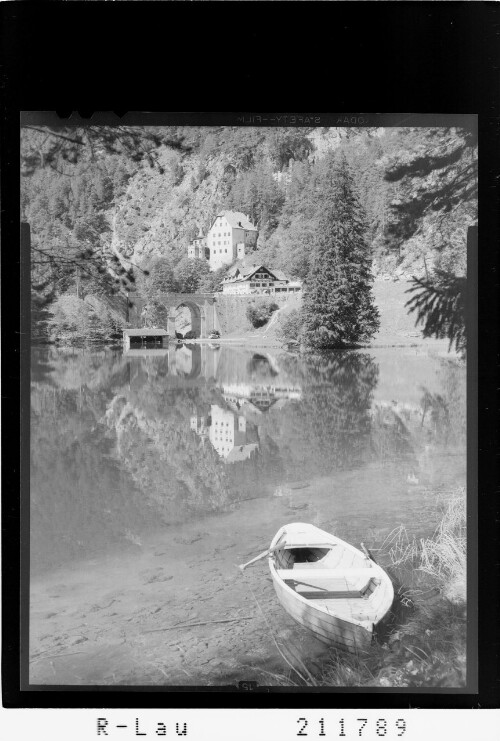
[213,293,297,335]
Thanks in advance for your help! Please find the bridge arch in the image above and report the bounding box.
[169,300,203,339]
[129,292,218,339]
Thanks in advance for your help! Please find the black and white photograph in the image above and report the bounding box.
[23,117,475,690]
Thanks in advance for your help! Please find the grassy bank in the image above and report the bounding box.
[321,489,466,688]
[258,489,466,688]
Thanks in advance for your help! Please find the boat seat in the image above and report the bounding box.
[276,569,380,599]
[276,568,374,581]
[295,578,379,598]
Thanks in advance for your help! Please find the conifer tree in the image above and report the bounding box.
[301,153,380,348]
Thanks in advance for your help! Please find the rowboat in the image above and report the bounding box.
[268,523,394,653]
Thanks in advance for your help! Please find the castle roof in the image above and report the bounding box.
[214,211,258,231]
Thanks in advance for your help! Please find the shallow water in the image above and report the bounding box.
[29,343,466,685]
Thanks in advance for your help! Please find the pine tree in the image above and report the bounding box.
[302,153,380,348]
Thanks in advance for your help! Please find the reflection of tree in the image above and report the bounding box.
[262,352,379,477]
[419,359,466,448]
[405,270,466,354]
[246,353,279,380]
[369,406,416,463]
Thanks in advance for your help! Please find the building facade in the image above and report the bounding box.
[187,211,259,271]
[206,211,258,271]
[221,264,302,295]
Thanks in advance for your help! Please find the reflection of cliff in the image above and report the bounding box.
[30,370,159,575]
[104,387,230,515]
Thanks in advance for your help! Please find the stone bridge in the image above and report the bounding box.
[128,293,219,339]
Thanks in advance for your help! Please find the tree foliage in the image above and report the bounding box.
[301,153,380,348]
[21,125,189,176]
[277,308,303,344]
[405,271,467,354]
[139,256,211,299]
[266,128,314,171]
[47,293,127,344]
[246,301,279,328]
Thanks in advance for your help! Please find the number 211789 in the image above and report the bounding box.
[297,718,407,737]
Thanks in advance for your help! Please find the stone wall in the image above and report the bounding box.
[213,293,294,335]
[127,291,296,337]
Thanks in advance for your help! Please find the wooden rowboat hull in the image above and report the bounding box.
[271,577,373,653]
[269,523,394,654]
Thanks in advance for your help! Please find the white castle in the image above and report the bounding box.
[188,210,258,271]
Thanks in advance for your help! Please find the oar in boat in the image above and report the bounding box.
[238,541,336,571]
[238,545,283,571]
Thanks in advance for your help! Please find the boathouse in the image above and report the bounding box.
[123,328,169,351]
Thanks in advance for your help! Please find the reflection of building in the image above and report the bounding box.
[221,383,302,414]
[190,407,210,440]
[190,402,259,463]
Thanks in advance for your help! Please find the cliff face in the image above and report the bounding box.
[106,126,475,283]
[92,127,384,276]
[111,144,233,268]
[109,129,365,269]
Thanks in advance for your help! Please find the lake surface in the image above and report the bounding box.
[29,343,466,685]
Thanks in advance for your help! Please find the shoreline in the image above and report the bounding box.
[35,336,454,353]
[29,478,466,687]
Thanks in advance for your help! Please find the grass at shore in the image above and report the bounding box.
[320,489,466,688]
[256,489,467,688]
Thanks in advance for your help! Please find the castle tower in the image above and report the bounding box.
[188,226,207,261]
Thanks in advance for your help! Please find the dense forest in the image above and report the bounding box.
[22,124,477,344]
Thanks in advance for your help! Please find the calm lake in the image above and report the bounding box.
[29,343,466,685]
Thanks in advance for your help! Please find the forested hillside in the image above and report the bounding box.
[22,124,476,342]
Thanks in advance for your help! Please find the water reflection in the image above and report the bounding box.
[30,344,466,575]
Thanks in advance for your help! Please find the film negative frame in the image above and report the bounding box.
[2,109,495,713]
